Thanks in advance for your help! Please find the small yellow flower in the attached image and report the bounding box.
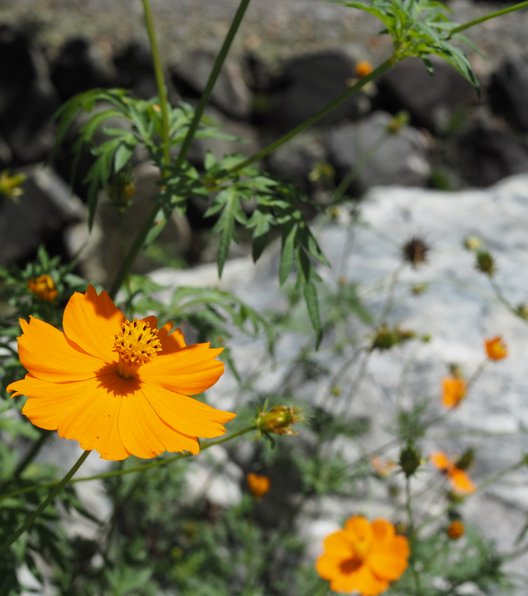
[246,472,270,498]
[446,519,465,540]
[27,274,58,302]
[484,336,508,361]
[316,516,410,595]
[355,60,374,78]
[441,377,466,409]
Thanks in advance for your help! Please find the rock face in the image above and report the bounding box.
[147,173,528,580]
[489,55,528,133]
[254,51,364,133]
[376,57,476,133]
[0,25,58,164]
[326,111,432,194]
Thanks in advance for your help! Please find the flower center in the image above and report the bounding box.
[352,536,371,561]
[113,319,162,379]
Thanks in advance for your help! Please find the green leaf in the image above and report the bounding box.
[303,280,323,345]
[279,225,297,286]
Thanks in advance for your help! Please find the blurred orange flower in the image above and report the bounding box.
[8,286,235,460]
[27,274,58,302]
[441,377,466,409]
[446,519,465,540]
[430,452,475,494]
[246,472,270,498]
[316,516,409,595]
[355,60,374,78]
[484,336,508,361]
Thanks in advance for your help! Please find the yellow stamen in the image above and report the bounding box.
[113,319,161,378]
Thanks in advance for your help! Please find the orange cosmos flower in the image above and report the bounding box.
[446,519,465,540]
[7,285,235,461]
[355,60,374,78]
[430,452,475,494]
[27,274,58,302]
[246,472,270,498]
[441,377,466,409]
[316,516,410,596]
[484,336,508,361]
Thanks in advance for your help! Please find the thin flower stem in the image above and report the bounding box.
[142,0,170,170]
[109,0,253,298]
[405,476,423,596]
[230,56,397,174]
[0,449,91,554]
[451,1,528,35]
[0,426,256,501]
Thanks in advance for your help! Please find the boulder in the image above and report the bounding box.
[0,25,58,164]
[488,55,528,132]
[453,118,528,187]
[253,51,365,133]
[376,57,476,134]
[170,50,251,121]
[326,111,432,195]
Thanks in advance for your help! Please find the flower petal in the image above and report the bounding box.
[158,324,187,353]
[331,563,389,596]
[135,389,200,455]
[371,518,395,543]
[430,451,451,471]
[62,285,123,361]
[117,392,166,459]
[344,516,373,543]
[9,317,100,384]
[368,536,410,580]
[322,530,354,556]
[141,343,224,395]
[450,468,476,494]
[315,553,345,581]
[141,380,235,439]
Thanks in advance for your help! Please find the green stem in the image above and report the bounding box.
[109,0,253,299]
[405,476,423,596]
[0,426,256,501]
[13,431,49,478]
[174,0,253,170]
[230,56,397,174]
[142,0,171,170]
[451,1,528,35]
[0,450,91,554]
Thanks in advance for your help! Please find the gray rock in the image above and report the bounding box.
[0,165,85,266]
[489,55,528,133]
[376,57,477,134]
[326,111,432,194]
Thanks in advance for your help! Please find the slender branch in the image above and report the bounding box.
[0,450,91,554]
[0,426,256,501]
[142,0,171,170]
[451,1,528,35]
[230,56,397,174]
[405,476,423,596]
[109,0,253,298]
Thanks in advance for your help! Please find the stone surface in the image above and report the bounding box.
[0,165,85,266]
[489,55,528,133]
[376,57,477,133]
[326,111,432,194]
[453,117,528,187]
[254,51,363,133]
[0,25,58,164]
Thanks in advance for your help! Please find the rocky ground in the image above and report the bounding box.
[0,0,527,77]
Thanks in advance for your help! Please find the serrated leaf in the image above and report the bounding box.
[279,225,297,286]
[304,281,323,346]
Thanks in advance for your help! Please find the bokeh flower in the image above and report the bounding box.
[355,60,374,78]
[484,336,508,361]
[246,472,270,498]
[430,452,476,494]
[27,274,58,302]
[441,377,466,409]
[446,519,465,540]
[316,516,409,595]
[8,285,235,460]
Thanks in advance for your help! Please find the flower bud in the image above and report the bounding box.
[446,519,465,540]
[399,445,422,478]
[256,405,302,436]
[27,274,58,302]
[475,251,495,276]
